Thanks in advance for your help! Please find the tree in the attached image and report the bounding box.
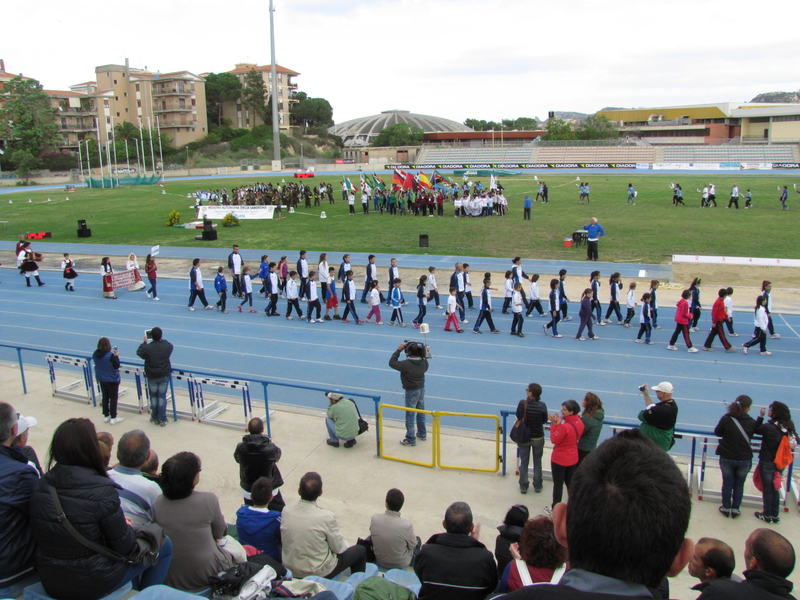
[241,70,269,127]
[575,115,619,140]
[540,118,576,141]
[0,76,59,159]
[204,73,242,127]
[371,123,425,147]
[11,149,39,184]
[291,95,334,133]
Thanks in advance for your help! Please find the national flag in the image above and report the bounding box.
[418,171,432,190]
[343,177,357,193]
[360,175,371,194]
[433,170,453,185]
[392,169,406,188]
[371,173,386,190]
[403,171,415,191]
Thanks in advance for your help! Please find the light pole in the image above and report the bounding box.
[269,0,281,165]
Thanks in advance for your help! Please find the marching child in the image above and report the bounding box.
[743,295,770,356]
[474,279,499,334]
[365,281,382,324]
[502,270,514,314]
[285,271,303,320]
[305,271,322,323]
[444,287,464,332]
[623,282,637,327]
[214,266,228,313]
[604,272,623,323]
[510,282,525,337]
[702,288,733,352]
[590,271,603,325]
[463,263,474,310]
[427,266,442,309]
[576,288,598,341]
[278,256,288,297]
[412,275,428,328]
[724,287,736,336]
[389,278,406,326]
[325,267,340,320]
[238,266,257,313]
[258,254,270,297]
[61,253,78,292]
[636,292,654,344]
[689,278,702,331]
[744,189,752,209]
[668,289,698,352]
[526,273,544,317]
[648,280,660,329]
[543,279,562,338]
[558,269,571,321]
[265,262,280,316]
[341,271,363,324]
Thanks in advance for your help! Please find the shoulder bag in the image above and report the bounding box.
[510,400,532,444]
[350,399,369,435]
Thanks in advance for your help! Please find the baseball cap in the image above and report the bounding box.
[651,382,674,394]
[17,415,38,435]
[326,392,344,401]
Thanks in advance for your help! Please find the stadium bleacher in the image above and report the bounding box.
[662,145,796,163]
[415,147,535,164]
[534,146,656,163]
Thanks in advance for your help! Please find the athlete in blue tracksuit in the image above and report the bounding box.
[473,280,499,334]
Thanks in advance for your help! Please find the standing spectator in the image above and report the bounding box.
[496,517,568,593]
[494,504,529,579]
[714,395,757,518]
[144,254,158,301]
[780,185,788,210]
[638,382,678,451]
[547,400,584,512]
[703,288,735,352]
[577,393,604,464]
[325,393,358,449]
[667,289,698,352]
[30,418,172,600]
[369,488,420,570]
[515,383,548,495]
[234,417,284,511]
[754,402,797,523]
[390,342,429,447]
[688,538,736,593]
[583,217,604,261]
[523,195,532,220]
[93,337,122,425]
[188,258,212,311]
[281,472,367,579]
[743,294,771,356]
[136,327,174,427]
[0,403,38,589]
[415,502,497,600]
[228,245,244,298]
[108,430,162,525]
[235,477,282,561]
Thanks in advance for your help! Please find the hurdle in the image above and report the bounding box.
[46,353,94,405]
[189,375,263,431]
[170,371,202,421]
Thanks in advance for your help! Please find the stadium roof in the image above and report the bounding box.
[330,109,472,146]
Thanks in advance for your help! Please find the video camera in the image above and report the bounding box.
[404,340,432,360]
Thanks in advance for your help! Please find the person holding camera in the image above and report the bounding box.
[389,342,429,447]
[638,382,678,451]
[137,328,174,427]
[93,337,123,425]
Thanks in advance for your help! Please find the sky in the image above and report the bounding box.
[3,0,799,126]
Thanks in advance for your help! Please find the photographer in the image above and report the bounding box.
[638,382,678,451]
[389,342,429,447]
[325,393,358,449]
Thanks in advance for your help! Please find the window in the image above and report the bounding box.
[125,108,129,113]
[107,117,111,124]
[179,99,186,109]
[115,96,118,101]
[137,100,141,108]
[774,115,800,122]
[191,98,196,107]
[113,78,117,84]
[61,118,67,127]
[116,112,120,117]
[123,92,127,97]
[749,117,770,123]
[135,83,140,92]
[104,100,109,107]
[178,83,185,93]
[162,101,166,110]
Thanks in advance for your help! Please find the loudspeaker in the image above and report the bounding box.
[202,230,218,241]
[203,219,213,232]
[78,219,88,230]
[77,228,92,238]
[419,234,429,248]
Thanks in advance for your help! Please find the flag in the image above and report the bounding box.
[433,170,453,185]
[418,171,432,190]
[403,171,415,191]
[360,175,371,195]
[343,177,357,193]
[392,169,406,188]
[371,173,386,190]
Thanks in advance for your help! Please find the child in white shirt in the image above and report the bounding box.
[623,282,637,327]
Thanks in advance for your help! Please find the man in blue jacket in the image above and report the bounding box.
[583,217,605,261]
[0,403,39,589]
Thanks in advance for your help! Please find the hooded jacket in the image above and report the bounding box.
[233,434,283,492]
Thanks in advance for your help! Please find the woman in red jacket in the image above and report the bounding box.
[667,289,698,353]
[702,288,734,352]
[548,400,584,511]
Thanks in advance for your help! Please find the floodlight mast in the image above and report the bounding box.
[270,0,281,164]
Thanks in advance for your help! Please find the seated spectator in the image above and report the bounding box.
[697,529,795,599]
[495,504,529,579]
[0,404,39,588]
[497,516,568,593]
[236,477,282,561]
[139,449,161,486]
[281,472,366,579]
[688,537,736,593]
[29,418,172,600]
[97,431,114,470]
[108,430,162,525]
[234,417,284,511]
[414,502,498,600]
[155,452,245,592]
[11,413,42,475]
[369,488,420,570]
[325,393,359,448]
[502,429,693,600]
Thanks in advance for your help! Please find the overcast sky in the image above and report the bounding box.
[4,0,798,126]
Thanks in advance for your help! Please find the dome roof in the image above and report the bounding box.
[329,109,472,146]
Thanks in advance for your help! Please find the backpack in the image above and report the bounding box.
[774,433,795,470]
[352,576,416,600]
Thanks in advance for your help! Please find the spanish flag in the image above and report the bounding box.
[418,171,432,190]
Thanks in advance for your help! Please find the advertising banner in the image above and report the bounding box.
[197,206,276,220]
[772,163,800,169]
[384,163,637,170]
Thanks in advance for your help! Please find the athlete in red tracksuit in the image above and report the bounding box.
[702,289,734,352]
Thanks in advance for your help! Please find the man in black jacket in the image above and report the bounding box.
[389,342,429,447]
[414,502,497,600]
[697,529,795,600]
[516,383,548,494]
[136,327,174,427]
[234,417,284,511]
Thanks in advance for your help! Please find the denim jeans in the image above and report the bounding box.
[720,457,751,510]
[518,437,545,491]
[148,376,169,422]
[326,418,354,443]
[759,461,782,518]
[116,536,173,590]
[404,388,426,444]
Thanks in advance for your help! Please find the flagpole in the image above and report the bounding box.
[85,139,92,188]
[110,117,119,187]
[156,115,164,182]
[269,0,281,164]
[125,139,130,173]
[77,139,84,181]
[95,125,105,189]
[146,117,156,178]
[138,118,147,175]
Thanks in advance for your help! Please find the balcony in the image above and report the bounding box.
[58,107,98,116]
[58,124,97,132]
[152,89,193,97]
[158,120,198,128]
[153,107,192,114]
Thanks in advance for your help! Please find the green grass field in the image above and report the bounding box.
[1,173,797,264]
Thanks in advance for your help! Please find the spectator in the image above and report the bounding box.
[29,418,172,600]
[236,476,282,562]
[414,502,497,600]
[139,449,161,486]
[93,337,123,425]
[234,417,284,511]
[502,429,693,600]
[0,404,38,588]
[495,504,529,578]
[548,400,584,512]
[714,395,757,518]
[154,452,244,592]
[136,327,174,427]
[389,342,429,447]
[325,393,359,449]
[369,488,420,570]
[754,402,797,524]
[697,529,795,599]
[11,413,42,475]
[108,430,162,525]
[281,472,367,579]
[638,382,678,451]
[688,538,736,593]
[497,516,568,593]
[515,383,548,495]
[577,392,604,464]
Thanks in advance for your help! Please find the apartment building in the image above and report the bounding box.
[219,62,299,131]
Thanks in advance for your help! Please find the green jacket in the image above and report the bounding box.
[638,411,674,451]
[327,399,359,441]
[578,409,605,452]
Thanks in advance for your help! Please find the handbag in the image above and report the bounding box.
[47,483,165,566]
[510,400,531,444]
[350,399,369,435]
[753,464,763,492]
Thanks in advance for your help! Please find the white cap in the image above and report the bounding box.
[326,392,344,401]
[651,382,674,394]
[17,415,38,435]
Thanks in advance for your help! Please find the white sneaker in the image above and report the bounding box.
[204,305,214,310]
[590,336,600,340]
[286,316,293,320]
[635,339,645,343]
[109,417,124,425]
[461,319,469,324]
[563,316,572,321]
[308,319,317,323]
[104,416,111,423]
[146,291,151,298]
[602,319,611,324]
[153,297,160,301]
[742,345,748,354]
[688,347,699,353]
[376,321,383,325]
[598,322,606,326]
[702,346,714,352]
[398,323,407,327]
[553,334,562,338]
[667,345,678,351]
[690,327,698,332]
[577,337,586,341]
[436,305,443,309]
[729,333,738,337]
[647,341,654,345]
[761,351,772,356]
[188,306,195,311]
[770,334,781,339]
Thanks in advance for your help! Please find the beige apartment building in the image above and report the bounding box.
[218,62,299,131]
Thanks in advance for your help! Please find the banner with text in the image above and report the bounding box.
[197,206,276,220]
[383,163,637,170]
